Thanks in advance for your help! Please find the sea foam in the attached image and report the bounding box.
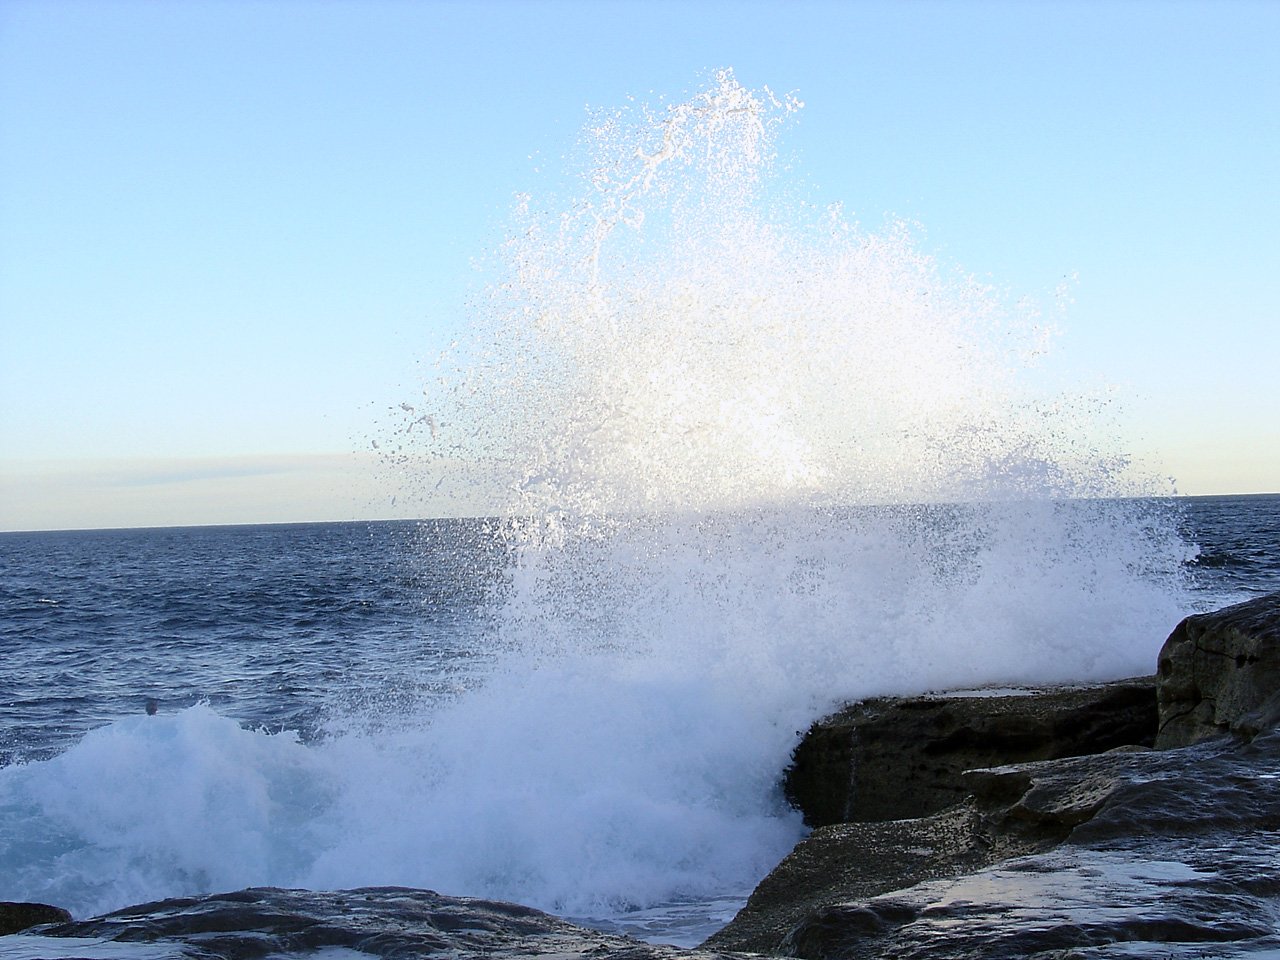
[380,67,1192,914]
[0,71,1193,930]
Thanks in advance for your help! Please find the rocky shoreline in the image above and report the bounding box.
[5,592,1280,959]
[709,590,1280,958]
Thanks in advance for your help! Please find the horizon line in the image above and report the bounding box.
[3,490,1277,536]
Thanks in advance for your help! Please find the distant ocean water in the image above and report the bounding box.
[0,519,504,766]
[0,495,1276,944]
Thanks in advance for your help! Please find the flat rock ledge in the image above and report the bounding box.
[21,887,754,960]
[760,730,1280,959]
[707,681,1161,955]
[783,678,1158,826]
[710,591,1280,958]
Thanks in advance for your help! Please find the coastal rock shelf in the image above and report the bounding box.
[758,730,1280,959]
[710,590,1280,958]
[6,887,754,960]
[6,592,1280,959]
[783,677,1158,827]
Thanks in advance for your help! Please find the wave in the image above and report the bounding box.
[0,71,1194,929]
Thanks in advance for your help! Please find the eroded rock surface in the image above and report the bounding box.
[26,887,751,960]
[0,901,72,936]
[703,804,1009,954]
[718,595,1280,957]
[712,681,1162,954]
[1157,591,1280,747]
[784,679,1156,827]
[779,731,1280,959]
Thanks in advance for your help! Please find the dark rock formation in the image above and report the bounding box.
[711,680,1161,953]
[1157,591,1280,747]
[714,593,1280,957]
[716,729,1280,957]
[784,678,1156,826]
[27,887,752,960]
[775,731,1280,959]
[0,901,72,936]
[703,805,1005,954]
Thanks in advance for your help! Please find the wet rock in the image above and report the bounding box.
[28,886,751,960]
[703,804,1005,954]
[0,901,72,935]
[1157,591,1280,747]
[781,842,1280,960]
[726,725,1280,958]
[784,678,1156,827]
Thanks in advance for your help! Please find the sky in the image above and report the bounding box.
[1,0,1277,531]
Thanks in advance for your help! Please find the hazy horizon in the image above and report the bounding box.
[3,1,1276,531]
[2,453,1275,536]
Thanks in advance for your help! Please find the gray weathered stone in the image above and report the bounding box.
[719,592,1280,957]
[29,887,751,960]
[784,678,1156,827]
[703,804,1004,954]
[717,730,1280,957]
[1156,592,1280,747]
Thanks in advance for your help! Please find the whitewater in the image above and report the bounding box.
[0,71,1203,941]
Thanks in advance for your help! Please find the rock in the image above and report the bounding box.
[27,887,752,960]
[0,901,72,936]
[1156,591,1280,747]
[703,804,1004,954]
[784,678,1156,827]
[781,844,1280,960]
[720,730,1280,957]
[713,682,1160,955]
[719,592,1280,957]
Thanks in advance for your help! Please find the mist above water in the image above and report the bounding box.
[422,71,1131,517]
[414,68,1191,683]
[0,72,1195,936]
[379,69,1193,919]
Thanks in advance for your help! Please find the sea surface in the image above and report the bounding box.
[4,75,1280,957]
[1,494,1277,949]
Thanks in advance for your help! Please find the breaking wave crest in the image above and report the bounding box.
[0,72,1193,932]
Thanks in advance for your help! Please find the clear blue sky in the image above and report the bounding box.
[1,0,1276,530]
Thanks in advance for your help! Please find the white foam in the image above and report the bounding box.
[0,706,330,916]
[0,72,1195,932]
[385,67,1193,916]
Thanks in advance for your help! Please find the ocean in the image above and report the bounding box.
[4,73,1279,955]
[1,495,1277,946]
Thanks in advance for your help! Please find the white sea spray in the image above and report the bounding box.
[0,71,1194,932]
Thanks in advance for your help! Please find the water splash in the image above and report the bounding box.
[422,71,1143,518]
[0,72,1195,937]
[415,68,1189,665]
[381,69,1193,918]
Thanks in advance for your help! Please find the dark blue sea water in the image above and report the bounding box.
[0,494,1276,946]
[0,519,506,767]
[1175,494,1280,600]
[3,496,1275,767]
